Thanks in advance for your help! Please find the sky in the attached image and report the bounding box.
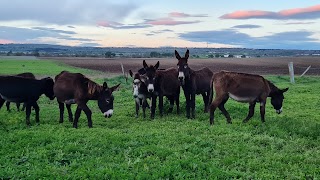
[1,0,320,49]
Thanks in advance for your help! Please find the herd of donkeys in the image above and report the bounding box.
[0,50,288,128]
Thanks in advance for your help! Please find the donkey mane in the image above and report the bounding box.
[86,79,103,99]
[266,80,280,96]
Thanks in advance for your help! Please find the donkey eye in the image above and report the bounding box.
[106,100,110,104]
[184,65,187,68]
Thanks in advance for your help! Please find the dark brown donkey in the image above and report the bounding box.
[129,69,150,118]
[142,60,180,119]
[54,71,120,128]
[175,49,213,119]
[6,72,36,111]
[209,71,289,125]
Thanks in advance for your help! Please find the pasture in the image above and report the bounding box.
[0,59,319,179]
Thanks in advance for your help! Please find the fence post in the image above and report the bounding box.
[288,62,295,83]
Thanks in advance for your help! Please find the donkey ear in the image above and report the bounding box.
[155,61,160,70]
[110,83,120,92]
[143,60,148,69]
[175,50,181,60]
[103,82,108,89]
[281,87,289,93]
[129,70,133,77]
[185,49,189,59]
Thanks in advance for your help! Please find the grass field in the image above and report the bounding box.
[0,59,319,179]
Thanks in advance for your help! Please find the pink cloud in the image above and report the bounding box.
[169,12,190,18]
[220,4,320,20]
[279,5,320,16]
[97,21,123,27]
[169,12,208,18]
[221,10,276,19]
[145,18,201,26]
[0,39,14,44]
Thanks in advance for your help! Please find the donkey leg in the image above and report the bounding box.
[218,97,231,124]
[73,106,82,128]
[260,101,266,123]
[5,101,10,112]
[58,102,65,123]
[176,95,180,114]
[191,93,196,119]
[32,102,40,124]
[25,103,32,126]
[16,103,21,111]
[66,104,73,122]
[79,104,92,128]
[202,92,208,113]
[168,96,174,113]
[135,100,140,118]
[159,94,164,117]
[150,95,157,119]
[243,102,256,123]
[209,96,225,125]
[184,91,191,119]
[0,98,5,110]
[142,99,147,118]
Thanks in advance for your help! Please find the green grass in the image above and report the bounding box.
[0,60,319,179]
[0,59,99,76]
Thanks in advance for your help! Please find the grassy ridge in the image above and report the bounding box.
[0,60,319,179]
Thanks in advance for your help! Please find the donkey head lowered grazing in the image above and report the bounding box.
[269,87,289,114]
[175,49,190,86]
[142,60,159,93]
[97,82,120,118]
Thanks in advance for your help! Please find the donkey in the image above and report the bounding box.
[209,71,289,125]
[175,49,213,119]
[0,76,55,125]
[54,71,120,128]
[5,72,36,112]
[142,60,180,119]
[129,69,150,118]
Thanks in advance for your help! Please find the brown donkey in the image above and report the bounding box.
[54,71,120,128]
[175,49,213,119]
[209,71,288,125]
[142,60,180,119]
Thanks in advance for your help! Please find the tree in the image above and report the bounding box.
[150,51,160,58]
[7,50,13,56]
[105,51,115,58]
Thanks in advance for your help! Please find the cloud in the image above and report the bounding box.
[179,29,320,49]
[144,18,201,26]
[231,24,262,29]
[32,27,76,35]
[220,4,320,20]
[282,22,315,25]
[78,43,103,47]
[97,21,151,29]
[0,26,95,43]
[150,29,174,34]
[168,12,208,18]
[0,0,139,25]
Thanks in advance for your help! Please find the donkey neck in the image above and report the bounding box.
[267,80,279,96]
[87,80,104,99]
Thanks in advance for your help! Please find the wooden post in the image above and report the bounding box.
[288,62,295,83]
[300,65,311,77]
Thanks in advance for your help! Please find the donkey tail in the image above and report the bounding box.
[208,76,214,109]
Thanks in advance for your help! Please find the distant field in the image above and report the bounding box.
[0,59,319,179]
[43,56,320,75]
